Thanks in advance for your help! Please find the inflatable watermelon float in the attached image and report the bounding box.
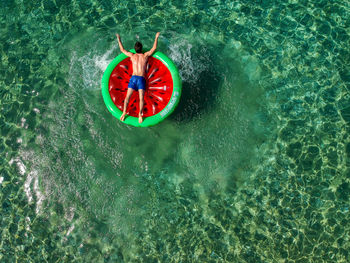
[101,49,181,127]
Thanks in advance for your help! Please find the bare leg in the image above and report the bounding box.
[138,89,145,123]
[121,88,134,121]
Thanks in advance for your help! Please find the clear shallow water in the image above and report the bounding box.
[1,0,350,262]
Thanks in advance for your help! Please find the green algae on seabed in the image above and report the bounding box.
[1,0,350,262]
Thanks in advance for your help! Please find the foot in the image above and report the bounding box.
[138,114,143,123]
[120,113,126,121]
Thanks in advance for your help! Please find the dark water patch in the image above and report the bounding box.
[170,43,221,123]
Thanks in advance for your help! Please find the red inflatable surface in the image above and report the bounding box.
[108,57,174,117]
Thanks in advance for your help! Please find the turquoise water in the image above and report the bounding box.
[1,0,350,262]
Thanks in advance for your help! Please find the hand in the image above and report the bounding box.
[116,34,120,39]
[156,32,160,38]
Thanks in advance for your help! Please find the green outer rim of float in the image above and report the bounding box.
[101,49,182,127]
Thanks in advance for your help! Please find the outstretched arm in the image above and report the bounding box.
[145,32,160,57]
[116,34,133,57]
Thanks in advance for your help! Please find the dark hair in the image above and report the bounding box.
[134,41,143,53]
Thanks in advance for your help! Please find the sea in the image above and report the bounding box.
[1,0,350,262]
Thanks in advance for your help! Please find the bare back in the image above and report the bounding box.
[130,53,149,77]
[116,32,160,77]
